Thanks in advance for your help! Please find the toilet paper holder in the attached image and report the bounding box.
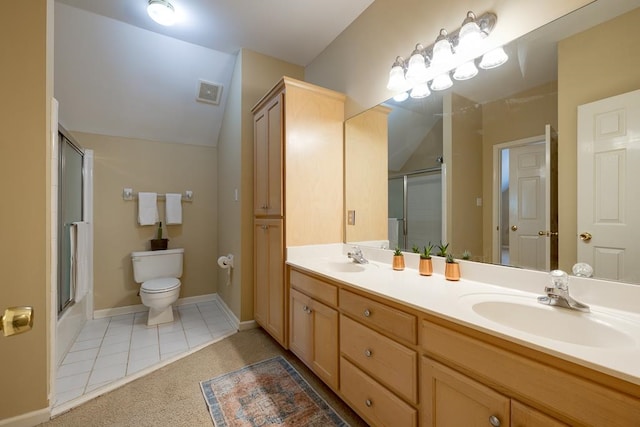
[217,254,234,269]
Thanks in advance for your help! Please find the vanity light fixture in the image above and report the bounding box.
[386,10,507,101]
[147,0,176,26]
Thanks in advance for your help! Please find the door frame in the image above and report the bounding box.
[491,134,545,264]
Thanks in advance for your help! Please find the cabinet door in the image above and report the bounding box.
[289,288,313,362]
[254,219,284,345]
[254,94,282,216]
[512,401,568,427]
[310,298,339,390]
[422,357,510,427]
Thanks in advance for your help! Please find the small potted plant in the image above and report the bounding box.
[436,241,449,258]
[445,253,460,281]
[412,244,420,255]
[392,247,405,271]
[150,221,169,251]
[462,250,472,261]
[419,242,434,276]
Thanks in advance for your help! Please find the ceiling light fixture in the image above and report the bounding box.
[147,0,176,26]
[386,10,507,101]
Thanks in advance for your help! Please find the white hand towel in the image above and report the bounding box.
[138,192,159,225]
[165,193,182,225]
[72,221,90,302]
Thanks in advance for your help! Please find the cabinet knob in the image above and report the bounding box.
[489,415,501,427]
[363,309,371,317]
[364,349,372,357]
[365,399,372,407]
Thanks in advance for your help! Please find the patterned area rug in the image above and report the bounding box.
[200,356,349,426]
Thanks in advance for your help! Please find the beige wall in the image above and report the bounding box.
[0,0,52,421]
[75,132,218,310]
[306,0,591,118]
[557,7,640,271]
[481,81,558,261]
[1,0,599,422]
[345,107,390,243]
[216,49,303,322]
[450,93,483,258]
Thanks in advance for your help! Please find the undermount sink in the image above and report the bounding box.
[313,259,379,273]
[460,293,639,348]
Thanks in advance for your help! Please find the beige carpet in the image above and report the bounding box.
[41,328,368,426]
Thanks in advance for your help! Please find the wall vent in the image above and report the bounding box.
[196,80,223,105]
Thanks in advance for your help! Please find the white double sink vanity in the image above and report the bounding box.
[285,243,640,426]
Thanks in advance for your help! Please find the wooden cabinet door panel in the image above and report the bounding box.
[422,357,510,427]
[311,299,339,390]
[289,288,312,362]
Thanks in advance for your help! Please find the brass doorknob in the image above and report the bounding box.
[579,232,592,242]
[1,306,34,337]
[511,225,518,231]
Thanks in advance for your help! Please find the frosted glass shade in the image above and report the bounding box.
[393,92,409,102]
[410,83,431,99]
[387,65,408,92]
[453,61,478,80]
[431,73,453,91]
[480,46,508,69]
[406,53,429,83]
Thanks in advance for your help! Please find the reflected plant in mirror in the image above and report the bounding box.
[344,0,640,284]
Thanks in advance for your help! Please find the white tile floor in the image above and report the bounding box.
[54,299,236,408]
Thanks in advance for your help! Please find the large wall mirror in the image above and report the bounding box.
[344,0,640,284]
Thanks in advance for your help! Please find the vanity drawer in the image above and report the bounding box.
[340,357,417,427]
[341,314,417,403]
[339,288,417,344]
[421,319,640,426]
[289,269,337,306]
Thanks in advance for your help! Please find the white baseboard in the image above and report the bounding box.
[0,407,50,427]
[239,320,258,331]
[93,293,217,319]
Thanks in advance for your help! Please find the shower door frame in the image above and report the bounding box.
[389,166,443,251]
[58,126,84,316]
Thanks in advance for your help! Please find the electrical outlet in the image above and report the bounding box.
[347,210,356,225]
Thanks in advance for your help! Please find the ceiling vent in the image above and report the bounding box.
[196,80,223,105]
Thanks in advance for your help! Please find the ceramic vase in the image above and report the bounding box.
[445,262,460,281]
[419,258,433,276]
[392,255,405,271]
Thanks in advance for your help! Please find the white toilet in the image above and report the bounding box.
[131,248,184,326]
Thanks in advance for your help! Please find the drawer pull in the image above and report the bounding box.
[489,415,501,427]
[364,349,372,357]
[365,399,373,407]
[363,309,371,317]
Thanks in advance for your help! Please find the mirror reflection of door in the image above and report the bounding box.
[495,125,557,270]
[577,89,640,283]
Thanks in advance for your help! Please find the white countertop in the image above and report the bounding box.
[286,244,640,387]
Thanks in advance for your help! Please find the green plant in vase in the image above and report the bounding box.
[419,242,434,276]
[392,247,405,271]
[445,253,460,281]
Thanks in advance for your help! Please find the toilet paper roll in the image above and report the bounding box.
[217,254,234,269]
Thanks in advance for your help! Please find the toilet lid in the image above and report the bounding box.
[141,277,180,293]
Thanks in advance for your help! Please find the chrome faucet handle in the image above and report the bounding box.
[549,270,569,291]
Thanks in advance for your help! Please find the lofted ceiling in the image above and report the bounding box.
[55,0,375,67]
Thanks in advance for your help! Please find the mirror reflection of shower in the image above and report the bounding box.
[388,166,442,251]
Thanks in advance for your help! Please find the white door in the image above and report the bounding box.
[508,142,547,270]
[577,89,640,282]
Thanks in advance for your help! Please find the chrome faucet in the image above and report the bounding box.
[347,246,369,264]
[537,270,590,312]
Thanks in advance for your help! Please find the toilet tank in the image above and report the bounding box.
[131,248,184,283]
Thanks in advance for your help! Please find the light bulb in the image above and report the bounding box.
[393,92,409,102]
[147,0,176,26]
[387,63,408,92]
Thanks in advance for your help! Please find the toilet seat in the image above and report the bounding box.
[141,277,180,294]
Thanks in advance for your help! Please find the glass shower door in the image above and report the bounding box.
[58,134,84,314]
